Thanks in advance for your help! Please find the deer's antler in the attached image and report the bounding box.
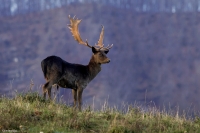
[68,15,92,48]
[68,15,113,51]
[95,26,113,52]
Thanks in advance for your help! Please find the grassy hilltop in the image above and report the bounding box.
[0,92,200,133]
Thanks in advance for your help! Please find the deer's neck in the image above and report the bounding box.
[87,55,101,81]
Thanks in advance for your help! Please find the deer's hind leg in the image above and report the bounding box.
[42,78,48,99]
[42,81,52,100]
[43,71,62,100]
[52,85,59,101]
[72,89,77,108]
[42,84,47,99]
[43,79,59,100]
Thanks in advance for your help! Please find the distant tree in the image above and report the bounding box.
[159,0,165,12]
[0,0,4,16]
[60,0,67,6]
[27,0,41,12]
[15,0,27,14]
[40,0,56,10]
[1,0,12,15]
[192,0,198,11]
[1,0,200,16]
[165,0,173,12]
[54,0,62,7]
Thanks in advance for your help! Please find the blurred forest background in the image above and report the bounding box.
[1,0,200,112]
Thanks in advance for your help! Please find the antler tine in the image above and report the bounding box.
[96,25,104,48]
[86,39,92,48]
[98,44,113,52]
[68,15,92,48]
[73,15,76,19]
[105,44,113,49]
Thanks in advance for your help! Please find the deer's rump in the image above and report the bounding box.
[41,55,63,79]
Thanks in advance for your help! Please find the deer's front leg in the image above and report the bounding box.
[77,88,83,111]
[72,89,77,108]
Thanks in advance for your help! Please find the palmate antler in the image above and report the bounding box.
[68,15,92,48]
[68,15,113,52]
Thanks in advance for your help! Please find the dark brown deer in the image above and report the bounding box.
[41,15,113,110]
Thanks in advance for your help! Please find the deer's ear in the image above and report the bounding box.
[92,47,98,54]
[104,50,109,54]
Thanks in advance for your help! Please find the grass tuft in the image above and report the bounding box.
[0,92,200,132]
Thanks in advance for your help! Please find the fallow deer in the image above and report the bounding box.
[41,15,113,110]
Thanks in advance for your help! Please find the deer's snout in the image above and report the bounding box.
[107,59,111,63]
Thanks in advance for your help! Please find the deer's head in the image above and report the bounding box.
[92,47,110,64]
[68,15,113,64]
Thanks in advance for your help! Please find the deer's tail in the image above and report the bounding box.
[41,60,47,79]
